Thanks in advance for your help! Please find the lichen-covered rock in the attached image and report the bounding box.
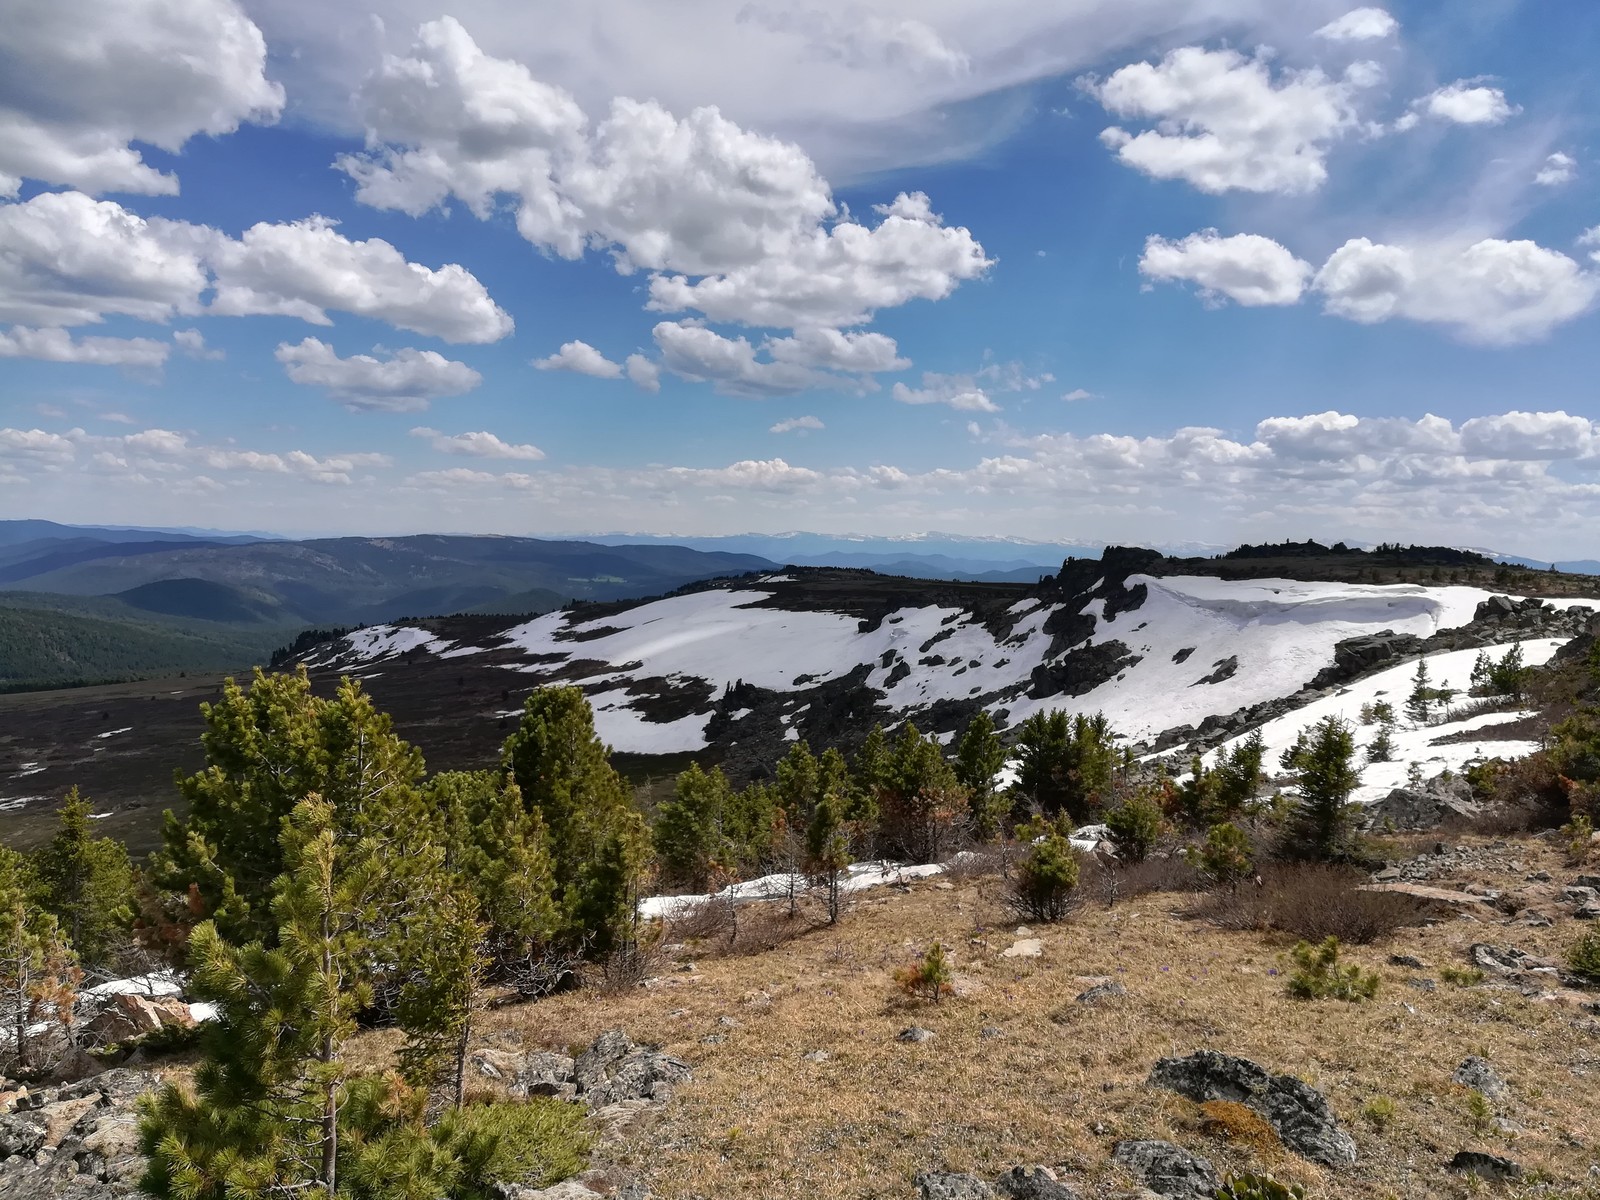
[1452,1057,1509,1100]
[572,1030,691,1109]
[1147,1050,1356,1168]
[915,1170,997,1200]
[1111,1140,1220,1199]
[994,1164,1081,1199]
[1447,1150,1522,1181]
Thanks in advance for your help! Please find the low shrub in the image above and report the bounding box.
[336,1082,592,1200]
[1567,928,1600,985]
[1213,1173,1307,1200]
[1105,793,1164,863]
[1362,1096,1396,1131]
[893,942,954,1004]
[1189,863,1430,944]
[1190,822,1256,889]
[1096,852,1202,904]
[1564,814,1595,864]
[1285,936,1379,1001]
[1009,819,1081,922]
[1440,965,1486,987]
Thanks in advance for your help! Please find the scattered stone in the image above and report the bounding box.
[572,1030,691,1109]
[1361,882,1491,913]
[1147,1050,1357,1168]
[1075,981,1128,1005]
[522,1052,578,1099]
[1388,954,1426,969]
[1447,1151,1523,1181]
[699,1034,726,1045]
[1453,1057,1509,1100]
[801,1050,831,1063]
[1406,978,1436,992]
[898,1026,936,1043]
[994,1164,1081,1199]
[980,1026,1004,1040]
[1111,1140,1221,1199]
[1002,939,1043,959]
[915,1170,997,1199]
[1574,874,1600,889]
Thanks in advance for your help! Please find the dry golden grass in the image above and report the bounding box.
[357,836,1600,1199]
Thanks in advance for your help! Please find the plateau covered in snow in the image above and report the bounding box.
[302,564,1596,768]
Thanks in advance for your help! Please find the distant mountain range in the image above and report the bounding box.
[0,521,775,691]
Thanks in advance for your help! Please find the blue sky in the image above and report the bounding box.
[2,0,1598,556]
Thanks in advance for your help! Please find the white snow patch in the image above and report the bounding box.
[342,625,453,662]
[1208,639,1566,805]
[86,972,183,998]
[639,859,946,920]
[95,727,133,739]
[14,763,44,777]
[0,796,41,812]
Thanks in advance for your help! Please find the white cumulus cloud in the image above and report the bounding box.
[1140,230,1313,306]
[763,327,909,372]
[173,328,224,360]
[337,20,989,332]
[1313,8,1398,42]
[652,321,832,396]
[275,338,483,412]
[533,340,625,378]
[1534,152,1576,187]
[210,216,512,343]
[770,415,824,434]
[0,0,283,196]
[625,353,662,393]
[892,377,998,413]
[1313,237,1598,344]
[1399,81,1518,130]
[0,193,512,343]
[1087,46,1378,195]
[410,427,545,460]
[0,326,169,367]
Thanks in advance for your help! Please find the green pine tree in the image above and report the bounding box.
[881,724,970,863]
[774,740,821,822]
[30,787,133,969]
[149,667,427,950]
[396,882,489,1111]
[0,847,81,1077]
[1406,657,1434,724]
[1012,710,1118,824]
[429,772,559,981]
[500,686,648,956]
[954,710,1008,839]
[1211,731,1265,822]
[139,796,386,1199]
[805,789,852,924]
[1283,717,1361,862]
[654,763,736,891]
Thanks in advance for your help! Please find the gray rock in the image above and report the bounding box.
[1075,981,1127,1005]
[801,1050,830,1063]
[500,1182,605,1200]
[1574,874,1600,889]
[898,1026,936,1043]
[571,1029,691,1109]
[0,1115,47,1158]
[1447,1151,1522,1181]
[521,1052,577,1098]
[1453,1057,1509,1100]
[1111,1140,1220,1199]
[1388,954,1425,969]
[915,1170,997,1199]
[994,1164,1081,1199]
[1147,1050,1356,1168]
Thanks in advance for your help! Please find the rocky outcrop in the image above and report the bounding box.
[1360,772,1482,832]
[1308,630,1424,690]
[82,994,194,1045]
[0,1069,152,1199]
[1110,1140,1220,1199]
[474,1029,692,1110]
[1147,1050,1357,1168]
[994,1165,1081,1200]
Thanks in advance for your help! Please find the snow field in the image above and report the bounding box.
[1205,638,1567,805]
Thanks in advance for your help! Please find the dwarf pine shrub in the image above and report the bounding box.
[1213,1173,1308,1200]
[893,942,954,1004]
[1285,936,1379,1001]
[1567,928,1600,985]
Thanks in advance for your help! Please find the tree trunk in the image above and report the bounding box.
[319,914,337,1194]
[452,1005,471,1110]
